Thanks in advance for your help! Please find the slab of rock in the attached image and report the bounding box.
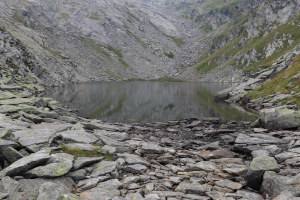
[25,153,74,178]
[124,164,147,174]
[246,156,279,190]
[13,128,56,151]
[261,171,300,198]
[235,134,286,145]
[0,139,19,149]
[36,182,68,200]
[175,181,209,195]
[1,149,50,176]
[2,147,23,163]
[58,130,98,144]
[222,164,248,175]
[125,193,144,200]
[90,161,118,177]
[73,157,104,171]
[187,161,217,172]
[0,98,34,105]
[78,176,110,190]
[233,190,264,200]
[215,180,242,190]
[67,169,87,181]
[94,130,129,141]
[79,184,120,200]
[140,142,165,154]
[260,106,300,129]
[275,152,300,162]
[118,153,150,166]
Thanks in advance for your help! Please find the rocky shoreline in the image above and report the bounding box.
[0,75,300,200]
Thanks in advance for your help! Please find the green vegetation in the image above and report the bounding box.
[61,144,101,157]
[79,37,111,60]
[201,22,213,33]
[126,30,147,48]
[89,13,100,20]
[163,33,185,47]
[106,45,132,69]
[247,55,300,106]
[164,51,175,59]
[196,13,300,74]
[106,45,123,58]
[128,13,140,22]
[200,0,242,10]
[61,144,115,160]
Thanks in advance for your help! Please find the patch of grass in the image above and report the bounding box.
[118,58,131,70]
[12,11,23,23]
[126,30,147,48]
[89,13,100,20]
[163,33,185,47]
[61,144,115,160]
[61,144,101,157]
[201,22,213,33]
[128,13,140,22]
[79,37,111,60]
[164,51,175,59]
[247,55,300,106]
[106,45,123,58]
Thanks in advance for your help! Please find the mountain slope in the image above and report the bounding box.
[0,0,299,88]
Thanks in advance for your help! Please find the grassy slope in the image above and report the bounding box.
[247,54,300,106]
[196,13,300,74]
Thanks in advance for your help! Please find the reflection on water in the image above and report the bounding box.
[46,81,256,123]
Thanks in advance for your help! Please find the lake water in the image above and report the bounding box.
[46,81,256,123]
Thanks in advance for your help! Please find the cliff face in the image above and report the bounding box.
[0,0,299,86]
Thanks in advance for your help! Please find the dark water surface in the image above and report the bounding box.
[46,81,256,123]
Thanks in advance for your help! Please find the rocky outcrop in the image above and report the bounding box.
[260,106,300,130]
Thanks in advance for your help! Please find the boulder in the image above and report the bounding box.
[36,182,68,200]
[175,181,209,195]
[1,149,50,176]
[246,156,279,190]
[90,161,118,177]
[25,153,74,178]
[58,130,98,144]
[261,171,300,198]
[73,157,104,171]
[260,106,300,129]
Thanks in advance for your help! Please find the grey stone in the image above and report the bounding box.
[187,161,217,172]
[25,153,74,178]
[94,130,129,141]
[125,193,143,200]
[124,164,147,174]
[215,180,243,190]
[97,179,122,190]
[261,171,300,198]
[58,130,98,144]
[260,106,300,130]
[78,176,109,190]
[36,182,68,200]
[1,149,50,176]
[57,194,83,200]
[2,147,23,163]
[140,142,165,154]
[175,182,208,195]
[73,157,104,171]
[246,156,279,190]
[67,169,87,181]
[90,161,118,177]
[235,134,286,145]
[118,153,150,166]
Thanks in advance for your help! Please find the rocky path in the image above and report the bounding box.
[0,81,300,200]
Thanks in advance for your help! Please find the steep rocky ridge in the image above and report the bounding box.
[1,0,298,86]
